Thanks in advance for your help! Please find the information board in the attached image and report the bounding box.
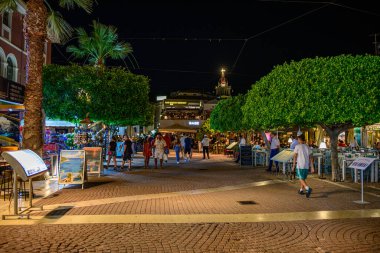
[348,157,377,170]
[1,149,48,181]
[59,150,85,185]
[84,147,103,174]
[271,149,294,163]
[240,146,252,166]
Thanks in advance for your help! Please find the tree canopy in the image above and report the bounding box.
[243,55,380,130]
[43,64,151,126]
[210,94,248,132]
[243,54,380,180]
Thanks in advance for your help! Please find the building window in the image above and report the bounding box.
[7,57,15,81]
[2,11,11,28]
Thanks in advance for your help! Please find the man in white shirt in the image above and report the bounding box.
[201,134,210,159]
[267,133,280,172]
[153,133,167,169]
[292,134,314,198]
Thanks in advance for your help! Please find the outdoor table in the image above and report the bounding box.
[253,149,268,166]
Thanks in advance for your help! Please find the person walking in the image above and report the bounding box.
[143,136,152,169]
[292,134,314,198]
[163,133,171,163]
[173,135,181,164]
[106,136,118,170]
[184,135,192,162]
[201,134,210,159]
[121,135,133,171]
[153,133,167,169]
[235,135,246,163]
[180,134,186,159]
[266,132,280,172]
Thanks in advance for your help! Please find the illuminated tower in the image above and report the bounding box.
[215,68,231,99]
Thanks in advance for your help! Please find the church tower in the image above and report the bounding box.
[215,68,232,99]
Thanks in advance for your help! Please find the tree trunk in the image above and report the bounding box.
[23,0,47,156]
[328,130,339,181]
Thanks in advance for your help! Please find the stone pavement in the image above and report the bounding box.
[0,152,380,252]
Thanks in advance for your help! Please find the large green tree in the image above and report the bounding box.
[210,94,248,132]
[43,64,151,126]
[67,20,132,66]
[0,0,94,155]
[243,55,380,181]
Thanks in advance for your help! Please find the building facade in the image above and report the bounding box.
[0,1,51,87]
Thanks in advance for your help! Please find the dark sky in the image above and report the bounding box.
[52,0,380,98]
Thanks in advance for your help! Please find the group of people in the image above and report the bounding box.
[106,135,133,171]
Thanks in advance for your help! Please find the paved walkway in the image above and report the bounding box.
[0,152,379,252]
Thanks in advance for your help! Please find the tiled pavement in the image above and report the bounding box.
[0,152,380,252]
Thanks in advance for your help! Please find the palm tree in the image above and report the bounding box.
[67,20,132,66]
[0,0,94,155]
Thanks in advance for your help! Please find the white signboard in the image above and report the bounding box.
[271,149,294,163]
[348,157,377,170]
[1,149,48,181]
[188,121,200,126]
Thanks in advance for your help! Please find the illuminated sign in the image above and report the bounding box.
[189,121,200,126]
[164,101,188,105]
[2,149,48,181]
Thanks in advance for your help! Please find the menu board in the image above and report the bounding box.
[348,157,377,170]
[59,150,85,185]
[271,149,294,163]
[1,149,48,181]
[240,146,253,166]
[84,147,103,174]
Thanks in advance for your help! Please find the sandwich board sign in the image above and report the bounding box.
[84,147,103,176]
[59,150,86,188]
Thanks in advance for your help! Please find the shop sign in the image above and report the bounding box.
[189,121,200,126]
[164,101,187,105]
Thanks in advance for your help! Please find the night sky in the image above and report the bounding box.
[52,0,380,99]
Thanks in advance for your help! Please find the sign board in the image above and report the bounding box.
[240,145,252,166]
[84,147,103,174]
[271,149,294,163]
[348,157,377,170]
[1,149,48,181]
[0,77,25,104]
[59,150,86,185]
[226,142,238,150]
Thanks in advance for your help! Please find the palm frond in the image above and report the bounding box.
[0,0,17,12]
[59,0,94,13]
[66,20,132,66]
[47,11,73,43]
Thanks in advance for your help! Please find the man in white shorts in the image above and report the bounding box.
[153,133,167,169]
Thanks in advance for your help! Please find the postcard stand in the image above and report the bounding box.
[58,150,86,190]
[1,150,47,220]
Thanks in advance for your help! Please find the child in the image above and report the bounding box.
[143,137,152,169]
[292,134,314,198]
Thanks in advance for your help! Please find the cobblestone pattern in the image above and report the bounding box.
[34,163,270,207]
[0,218,379,253]
[31,178,380,216]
